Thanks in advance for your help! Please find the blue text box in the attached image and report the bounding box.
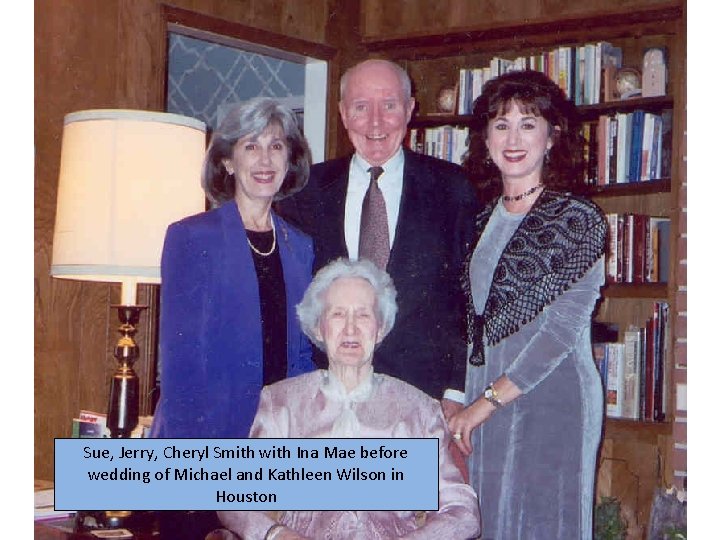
[55,438,439,511]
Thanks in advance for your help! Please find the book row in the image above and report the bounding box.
[456,41,661,114]
[606,213,670,284]
[594,302,670,422]
[583,109,672,186]
[407,126,469,165]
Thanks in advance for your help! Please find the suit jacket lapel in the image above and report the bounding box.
[318,157,351,259]
[388,150,424,274]
[217,200,262,347]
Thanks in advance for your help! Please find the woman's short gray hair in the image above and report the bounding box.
[201,97,311,206]
[296,258,398,350]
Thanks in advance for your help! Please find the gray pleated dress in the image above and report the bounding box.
[466,201,605,540]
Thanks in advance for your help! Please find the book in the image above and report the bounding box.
[584,43,596,105]
[628,110,646,182]
[558,46,571,97]
[575,45,586,105]
[71,410,152,439]
[660,109,673,177]
[605,342,625,418]
[452,126,469,165]
[608,115,618,183]
[35,480,74,521]
[605,213,619,282]
[633,214,647,283]
[36,488,73,521]
[655,301,670,421]
[458,69,468,115]
[649,113,663,180]
[637,326,647,420]
[587,121,598,184]
[592,342,609,388]
[472,68,484,112]
[616,213,626,282]
[73,410,110,438]
[640,113,657,181]
[615,113,629,184]
[646,215,657,282]
[622,213,634,283]
[568,47,576,98]
[656,219,671,282]
[597,115,608,185]
[622,328,642,419]
[490,56,514,77]
[647,216,670,282]
[72,418,109,438]
[581,122,592,184]
[644,312,657,421]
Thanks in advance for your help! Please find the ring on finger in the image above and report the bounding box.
[453,432,462,441]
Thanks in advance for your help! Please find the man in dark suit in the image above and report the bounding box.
[277,59,479,419]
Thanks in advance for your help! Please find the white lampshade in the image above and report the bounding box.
[51,109,207,304]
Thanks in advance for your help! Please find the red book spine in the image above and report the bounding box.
[616,214,625,282]
[623,214,634,283]
[633,214,647,283]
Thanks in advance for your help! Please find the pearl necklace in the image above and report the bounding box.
[502,183,544,202]
[246,218,276,257]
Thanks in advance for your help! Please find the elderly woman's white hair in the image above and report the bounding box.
[296,258,398,350]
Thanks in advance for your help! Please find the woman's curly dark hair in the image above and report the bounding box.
[463,70,585,202]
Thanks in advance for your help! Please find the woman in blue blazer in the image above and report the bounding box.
[150,98,315,440]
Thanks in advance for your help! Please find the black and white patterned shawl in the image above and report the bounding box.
[462,189,607,366]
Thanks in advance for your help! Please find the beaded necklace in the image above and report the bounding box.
[246,218,276,256]
[502,183,544,202]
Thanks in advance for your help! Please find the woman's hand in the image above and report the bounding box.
[447,399,495,456]
[449,375,522,455]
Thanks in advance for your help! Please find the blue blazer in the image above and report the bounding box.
[150,200,315,438]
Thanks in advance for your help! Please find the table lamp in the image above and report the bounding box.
[51,109,207,439]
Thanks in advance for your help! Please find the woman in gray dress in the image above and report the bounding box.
[448,70,607,539]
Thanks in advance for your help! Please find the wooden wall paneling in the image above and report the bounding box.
[325,0,363,159]
[163,5,336,62]
[35,0,345,481]
[160,0,328,42]
[116,0,166,111]
[35,0,123,482]
[360,0,677,40]
[595,297,663,334]
[593,192,672,217]
[362,5,681,62]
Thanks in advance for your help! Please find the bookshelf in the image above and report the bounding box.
[603,283,668,299]
[364,3,684,538]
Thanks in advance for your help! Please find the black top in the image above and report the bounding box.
[246,229,287,385]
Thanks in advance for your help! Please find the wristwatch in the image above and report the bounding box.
[483,384,503,408]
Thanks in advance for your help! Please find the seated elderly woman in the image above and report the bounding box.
[217,258,481,540]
